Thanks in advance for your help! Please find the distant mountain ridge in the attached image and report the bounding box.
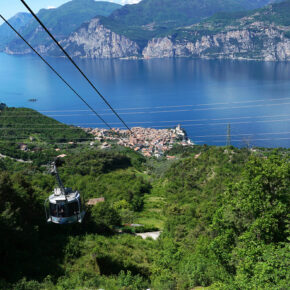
[1,0,289,61]
[107,0,283,27]
[142,0,290,60]
[2,0,121,54]
[59,0,290,60]
[99,0,284,48]
[0,13,32,49]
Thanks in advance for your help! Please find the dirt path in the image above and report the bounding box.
[135,231,161,240]
[0,153,32,163]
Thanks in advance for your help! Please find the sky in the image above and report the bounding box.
[1,0,141,24]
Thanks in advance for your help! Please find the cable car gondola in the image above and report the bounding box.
[44,162,85,224]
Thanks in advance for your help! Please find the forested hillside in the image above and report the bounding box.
[170,0,290,43]
[0,107,289,289]
[0,13,32,49]
[3,0,121,54]
[2,0,287,59]
[49,0,290,60]
[0,107,90,165]
[98,0,283,49]
[142,0,290,60]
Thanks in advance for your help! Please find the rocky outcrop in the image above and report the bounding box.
[3,18,140,58]
[59,18,140,58]
[142,37,175,58]
[142,26,290,61]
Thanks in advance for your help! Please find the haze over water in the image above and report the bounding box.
[0,52,289,148]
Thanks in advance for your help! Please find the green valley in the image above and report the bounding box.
[0,106,289,289]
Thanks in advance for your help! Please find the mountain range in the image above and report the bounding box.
[142,0,290,60]
[100,0,284,47]
[0,12,32,49]
[1,0,121,54]
[0,0,289,61]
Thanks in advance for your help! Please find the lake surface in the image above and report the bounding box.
[0,52,289,148]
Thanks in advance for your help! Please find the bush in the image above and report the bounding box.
[91,202,121,230]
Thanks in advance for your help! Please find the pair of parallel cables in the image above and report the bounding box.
[0,0,131,132]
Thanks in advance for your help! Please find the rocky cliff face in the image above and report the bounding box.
[50,19,290,61]
[4,20,289,61]
[3,3,290,61]
[59,18,140,58]
[142,25,290,61]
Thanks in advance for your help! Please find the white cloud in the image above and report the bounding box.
[120,0,141,4]
[46,6,56,9]
[96,0,141,5]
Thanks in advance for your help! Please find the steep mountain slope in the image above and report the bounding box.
[3,0,282,54]
[4,0,121,54]
[99,0,283,48]
[58,0,290,60]
[107,0,281,27]
[2,0,288,60]
[0,13,32,49]
[143,0,290,60]
[61,18,140,58]
[0,108,289,289]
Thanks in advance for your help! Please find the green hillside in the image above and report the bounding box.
[99,0,283,48]
[169,0,290,43]
[30,0,121,37]
[0,107,289,289]
[6,0,121,50]
[0,13,32,49]
[0,106,91,165]
[4,0,283,52]
[108,0,280,27]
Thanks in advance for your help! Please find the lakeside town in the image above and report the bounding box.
[84,125,194,158]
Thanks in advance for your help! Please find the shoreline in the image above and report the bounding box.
[1,51,289,62]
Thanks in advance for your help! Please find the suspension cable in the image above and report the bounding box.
[0,14,112,130]
[20,0,132,132]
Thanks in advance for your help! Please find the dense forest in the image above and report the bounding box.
[0,106,289,289]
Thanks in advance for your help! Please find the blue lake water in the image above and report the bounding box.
[0,52,290,148]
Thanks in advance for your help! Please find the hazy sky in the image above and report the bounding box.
[1,0,141,23]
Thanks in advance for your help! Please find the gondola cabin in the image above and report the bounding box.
[45,187,85,224]
[45,161,86,224]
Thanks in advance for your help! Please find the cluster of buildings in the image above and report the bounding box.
[87,125,194,157]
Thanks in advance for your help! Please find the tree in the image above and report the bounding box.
[91,202,121,231]
[211,153,290,288]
